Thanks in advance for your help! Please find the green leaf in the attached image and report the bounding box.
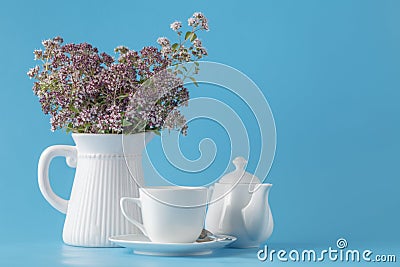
[194,61,199,66]
[190,33,197,42]
[172,43,179,50]
[189,77,199,87]
[153,130,161,136]
[182,66,187,72]
[122,119,133,127]
[185,31,192,40]
[70,105,79,113]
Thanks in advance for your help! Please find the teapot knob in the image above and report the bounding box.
[233,156,247,170]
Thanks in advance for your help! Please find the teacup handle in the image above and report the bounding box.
[38,145,77,214]
[120,197,148,236]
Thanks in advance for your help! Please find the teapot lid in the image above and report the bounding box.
[218,157,261,184]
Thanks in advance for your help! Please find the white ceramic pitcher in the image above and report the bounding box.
[38,132,153,247]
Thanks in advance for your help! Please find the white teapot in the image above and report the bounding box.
[205,157,273,248]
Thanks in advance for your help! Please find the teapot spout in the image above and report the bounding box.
[241,184,272,240]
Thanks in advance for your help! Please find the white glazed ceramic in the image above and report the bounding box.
[109,233,236,256]
[38,132,153,247]
[120,186,208,243]
[205,157,274,248]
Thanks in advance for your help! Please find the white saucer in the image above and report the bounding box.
[109,233,236,256]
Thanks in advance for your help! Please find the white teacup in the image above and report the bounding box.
[120,186,208,243]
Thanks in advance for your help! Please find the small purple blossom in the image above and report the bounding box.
[114,45,129,54]
[170,21,182,31]
[193,39,202,48]
[27,66,40,78]
[157,37,170,47]
[188,12,209,31]
[161,46,172,56]
[33,49,43,60]
[53,36,64,43]
[101,52,114,66]
[188,17,196,26]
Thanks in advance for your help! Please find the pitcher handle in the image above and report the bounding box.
[38,145,77,214]
[120,197,148,236]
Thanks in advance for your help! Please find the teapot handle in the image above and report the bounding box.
[38,145,77,214]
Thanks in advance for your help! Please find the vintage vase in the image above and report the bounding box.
[38,132,153,247]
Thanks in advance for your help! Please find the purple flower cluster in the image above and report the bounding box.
[28,38,138,133]
[159,12,209,65]
[126,69,189,135]
[188,12,209,31]
[28,12,209,135]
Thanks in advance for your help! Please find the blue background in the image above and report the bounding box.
[0,0,399,266]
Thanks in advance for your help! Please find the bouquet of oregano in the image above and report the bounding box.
[27,12,209,135]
